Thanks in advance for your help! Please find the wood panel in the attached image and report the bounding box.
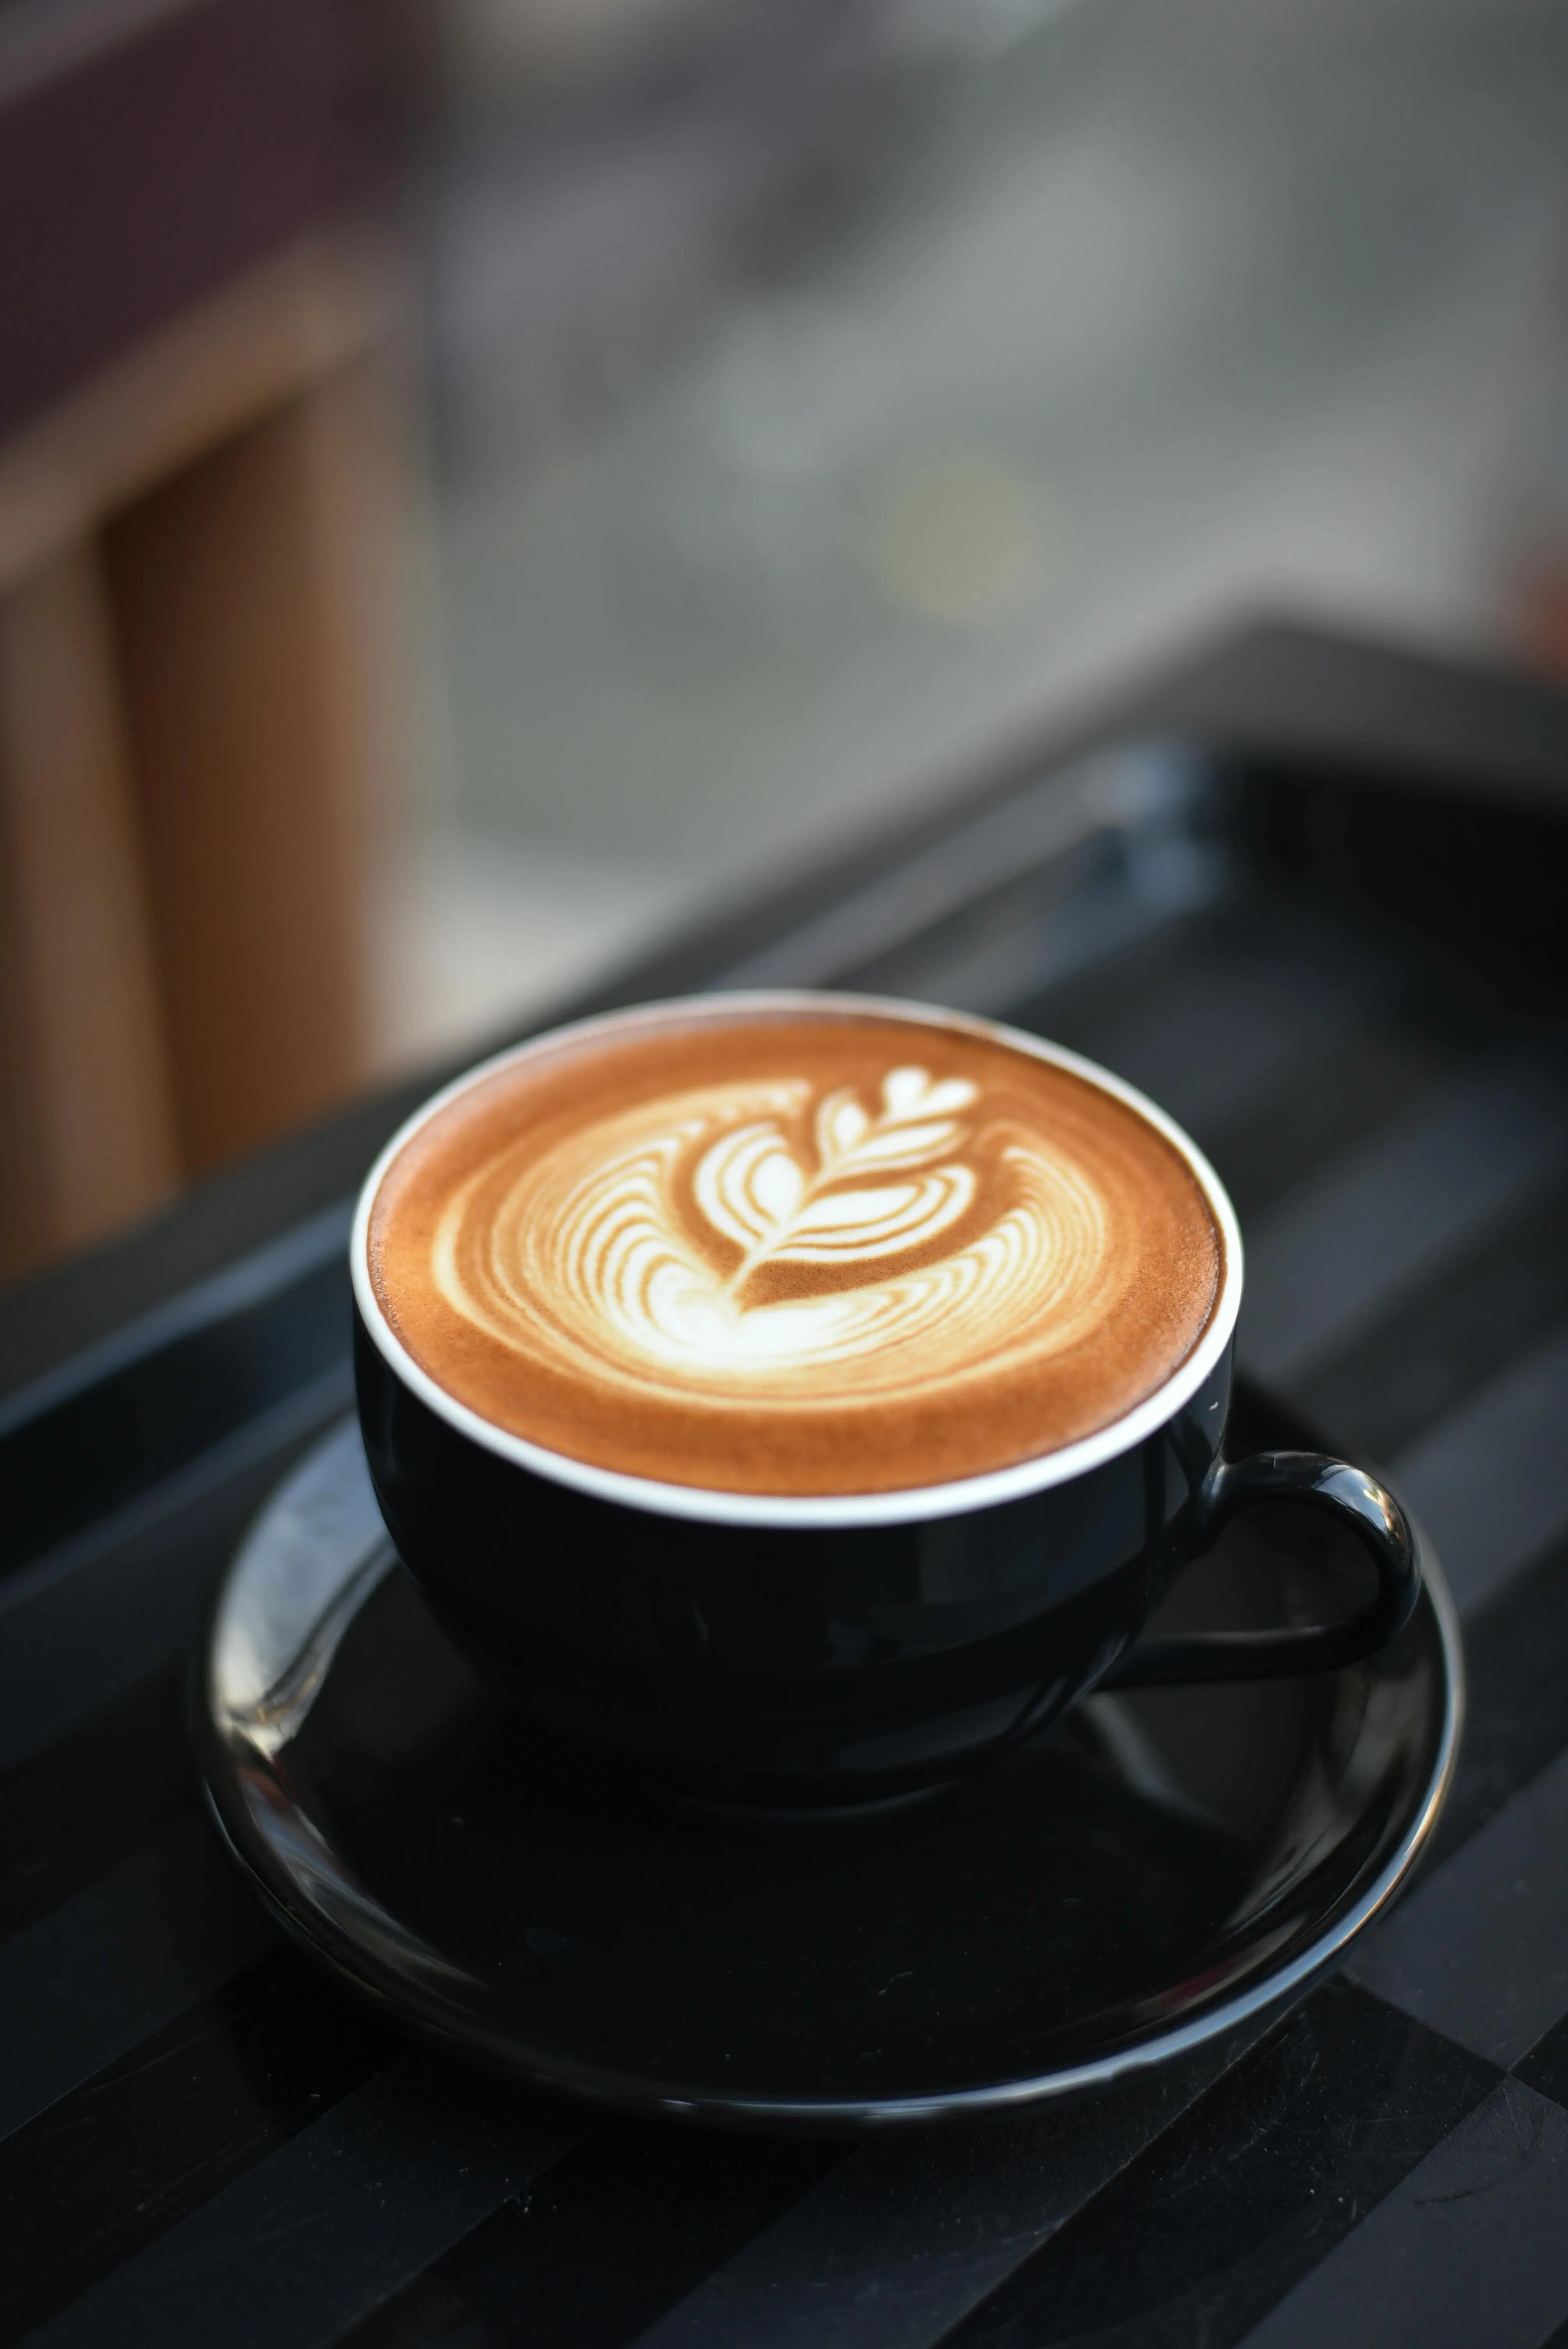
[0,543,179,1277]
[102,363,394,1175]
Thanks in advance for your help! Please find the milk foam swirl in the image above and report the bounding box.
[431,1064,1124,1407]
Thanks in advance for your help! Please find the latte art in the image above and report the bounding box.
[369,1005,1224,1494]
[696,1067,980,1281]
[437,1065,1123,1408]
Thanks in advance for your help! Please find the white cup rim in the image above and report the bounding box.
[351,990,1245,1529]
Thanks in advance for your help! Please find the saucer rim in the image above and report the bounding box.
[198,1447,1463,2129]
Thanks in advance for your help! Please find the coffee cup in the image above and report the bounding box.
[351,991,1419,1806]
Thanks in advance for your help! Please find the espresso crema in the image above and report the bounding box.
[366,1005,1224,1495]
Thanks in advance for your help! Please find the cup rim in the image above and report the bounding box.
[351,990,1244,1528]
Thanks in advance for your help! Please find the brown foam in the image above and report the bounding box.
[367,1005,1224,1495]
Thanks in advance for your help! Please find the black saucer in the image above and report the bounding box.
[196,1418,1460,2129]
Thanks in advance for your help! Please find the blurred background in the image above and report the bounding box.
[5,0,1568,1287]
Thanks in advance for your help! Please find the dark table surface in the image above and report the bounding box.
[5,618,1568,2349]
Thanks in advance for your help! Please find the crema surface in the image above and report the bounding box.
[367,1007,1223,1494]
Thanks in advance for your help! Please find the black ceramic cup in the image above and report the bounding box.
[352,994,1421,1807]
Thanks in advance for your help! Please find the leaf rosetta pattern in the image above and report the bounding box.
[696,1066,979,1287]
[433,1062,1126,1404]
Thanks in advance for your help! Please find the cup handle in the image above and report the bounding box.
[1101,1452,1422,1688]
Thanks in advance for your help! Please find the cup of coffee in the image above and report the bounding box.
[352,992,1419,1806]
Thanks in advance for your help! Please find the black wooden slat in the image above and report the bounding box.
[876,838,1193,1019]
[0,1210,351,1575]
[0,1817,277,2141]
[1024,920,1377,1143]
[344,2122,844,2349]
[1238,2078,1568,2349]
[1011,910,1218,1059]
[1239,1046,1568,1385]
[24,2057,591,2349]
[1093,958,1365,1140]
[1430,1525,1568,1862]
[630,2025,1279,2349]
[0,1952,392,2341]
[1345,1745,1568,2071]
[926,1984,1494,2349]
[1293,1175,1568,1461]
[1197,1022,1466,1228]
[1516,2011,1568,2110]
[0,1667,192,1943]
[706,759,1123,996]
[0,1378,348,1774]
[1386,1322,1568,1617]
